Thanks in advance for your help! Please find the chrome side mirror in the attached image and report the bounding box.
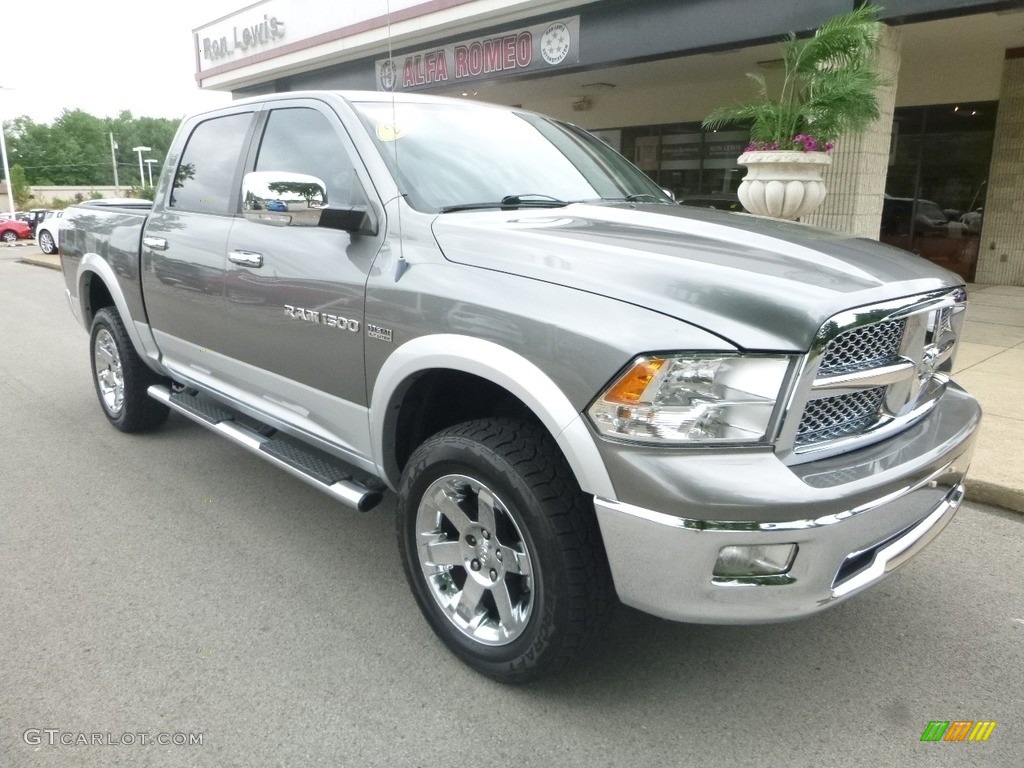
[242,171,377,234]
[242,171,328,227]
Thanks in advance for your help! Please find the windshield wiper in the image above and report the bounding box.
[440,194,569,213]
[610,193,673,204]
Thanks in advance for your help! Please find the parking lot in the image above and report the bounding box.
[1,250,1022,767]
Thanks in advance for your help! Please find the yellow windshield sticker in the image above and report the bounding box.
[376,121,409,142]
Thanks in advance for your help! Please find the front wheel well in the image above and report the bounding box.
[391,369,541,476]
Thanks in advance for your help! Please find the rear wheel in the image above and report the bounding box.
[1,230,16,244]
[397,418,615,682]
[89,307,169,432]
[38,230,56,254]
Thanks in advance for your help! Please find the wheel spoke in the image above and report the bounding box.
[455,578,485,623]
[424,539,464,568]
[491,580,521,633]
[429,484,473,535]
[476,486,498,532]
[96,343,115,368]
[499,545,527,575]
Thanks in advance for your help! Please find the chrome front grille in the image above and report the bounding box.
[782,288,968,462]
[796,387,887,446]
[818,319,906,375]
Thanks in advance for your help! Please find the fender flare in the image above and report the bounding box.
[370,334,615,498]
[77,253,167,373]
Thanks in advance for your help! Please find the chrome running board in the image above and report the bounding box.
[148,384,385,512]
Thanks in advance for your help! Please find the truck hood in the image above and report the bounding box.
[430,203,961,351]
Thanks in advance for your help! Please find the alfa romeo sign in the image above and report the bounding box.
[376,17,580,92]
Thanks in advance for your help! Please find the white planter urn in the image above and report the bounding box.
[736,150,832,220]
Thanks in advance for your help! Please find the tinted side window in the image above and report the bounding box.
[255,108,361,206]
[169,113,252,213]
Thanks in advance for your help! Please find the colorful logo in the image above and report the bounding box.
[920,721,997,742]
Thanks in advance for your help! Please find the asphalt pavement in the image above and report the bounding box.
[1,248,1022,768]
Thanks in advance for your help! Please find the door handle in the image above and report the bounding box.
[143,236,168,251]
[228,250,264,268]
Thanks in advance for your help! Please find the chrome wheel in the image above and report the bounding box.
[416,473,534,646]
[2,231,16,244]
[39,231,55,254]
[93,328,124,415]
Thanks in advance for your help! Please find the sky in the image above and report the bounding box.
[1,0,248,124]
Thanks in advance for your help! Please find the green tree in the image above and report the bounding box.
[5,109,180,187]
[9,164,33,208]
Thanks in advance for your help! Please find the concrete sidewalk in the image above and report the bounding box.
[16,248,1024,513]
[953,283,1024,513]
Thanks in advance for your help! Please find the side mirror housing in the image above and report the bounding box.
[242,171,378,235]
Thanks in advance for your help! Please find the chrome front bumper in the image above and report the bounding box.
[593,386,979,624]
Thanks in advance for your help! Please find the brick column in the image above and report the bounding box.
[976,50,1024,286]
[804,25,901,238]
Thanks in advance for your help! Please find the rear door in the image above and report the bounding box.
[142,106,258,382]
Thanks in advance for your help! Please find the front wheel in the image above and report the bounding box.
[397,418,615,682]
[38,230,56,254]
[1,230,16,244]
[89,307,169,432]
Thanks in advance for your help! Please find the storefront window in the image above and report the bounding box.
[618,123,745,207]
[883,102,995,281]
[610,102,995,271]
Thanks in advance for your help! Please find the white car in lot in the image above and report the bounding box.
[37,210,65,255]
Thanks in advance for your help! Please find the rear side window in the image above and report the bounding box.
[169,113,252,214]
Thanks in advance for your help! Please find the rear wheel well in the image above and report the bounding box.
[84,273,115,326]
[392,370,540,476]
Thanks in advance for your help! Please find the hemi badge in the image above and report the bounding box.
[367,324,393,343]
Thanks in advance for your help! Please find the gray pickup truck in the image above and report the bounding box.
[60,91,980,682]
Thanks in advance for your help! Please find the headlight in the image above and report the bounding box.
[587,354,792,444]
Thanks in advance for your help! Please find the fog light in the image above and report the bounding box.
[714,544,797,578]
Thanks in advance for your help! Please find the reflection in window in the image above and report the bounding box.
[619,122,746,205]
[351,102,666,212]
[169,113,252,213]
[882,101,995,281]
[256,108,360,207]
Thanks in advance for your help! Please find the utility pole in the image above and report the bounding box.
[132,146,151,187]
[0,120,13,218]
[144,159,157,187]
[110,132,120,195]
[0,85,14,217]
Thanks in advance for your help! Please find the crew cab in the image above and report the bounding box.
[59,91,980,682]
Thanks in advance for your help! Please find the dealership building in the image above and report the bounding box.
[194,0,1024,285]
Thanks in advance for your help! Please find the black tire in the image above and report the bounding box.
[38,230,56,254]
[1,230,16,244]
[397,418,615,683]
[89,306,169,432]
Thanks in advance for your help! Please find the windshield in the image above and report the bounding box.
[352,100,671,213]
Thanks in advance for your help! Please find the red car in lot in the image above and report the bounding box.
[0,216,32,244]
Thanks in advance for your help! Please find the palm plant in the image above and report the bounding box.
[703,5,887,152]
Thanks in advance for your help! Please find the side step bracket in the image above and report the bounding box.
[148,384,384,512]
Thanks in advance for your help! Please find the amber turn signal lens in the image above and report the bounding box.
[604,358,665,404]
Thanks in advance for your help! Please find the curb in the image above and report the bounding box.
[964,480,1024,515]
[18,257,61,271]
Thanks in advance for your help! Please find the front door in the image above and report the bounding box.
[218,101,384,459]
